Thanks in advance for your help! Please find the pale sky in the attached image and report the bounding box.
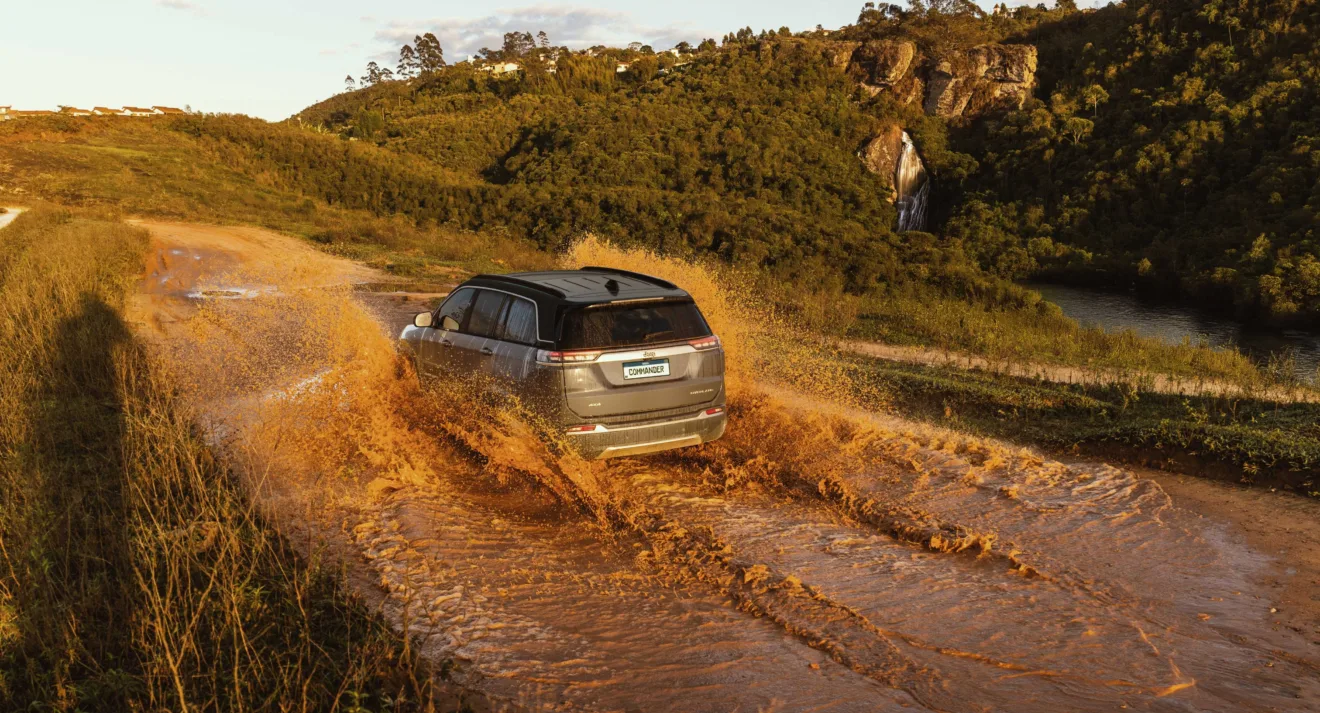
[1,1,1081,120]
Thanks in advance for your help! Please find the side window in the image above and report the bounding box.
[499,298,538,346]
[435,288,475,331]
[466,289,509,338]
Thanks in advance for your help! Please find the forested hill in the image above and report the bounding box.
[282,39,915,293]
[171,0,1320,323]
[216,3,1064,299]
[955,0,1320,322]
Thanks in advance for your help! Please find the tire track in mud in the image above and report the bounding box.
[636,394,1320,710]
[346,476,921,712]
[599,453,1320,711]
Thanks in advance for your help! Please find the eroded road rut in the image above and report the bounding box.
[129,221,1320,712]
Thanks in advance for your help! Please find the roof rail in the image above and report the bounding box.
[579,266,679,290]
[473,273,567,298]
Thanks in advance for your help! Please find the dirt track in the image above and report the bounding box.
[131,221,1320,712]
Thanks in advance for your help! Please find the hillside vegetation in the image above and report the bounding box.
[955,0,1320,322]
[0,112,1274,385]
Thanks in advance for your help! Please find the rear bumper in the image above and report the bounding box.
[567,409,727,460]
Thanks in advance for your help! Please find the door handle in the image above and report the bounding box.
[440,339,453,348]
[480,347,494,356]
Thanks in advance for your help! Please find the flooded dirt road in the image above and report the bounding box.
[130,221,1320,712]
[0,207,25,231]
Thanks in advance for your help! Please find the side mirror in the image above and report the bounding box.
[442,315,460,331]
[413,312,434,328]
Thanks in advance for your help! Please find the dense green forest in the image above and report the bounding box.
[158,0,1320,326]
[165,10,1050,310]
[195,42,911,294]
[953,0,1320,322]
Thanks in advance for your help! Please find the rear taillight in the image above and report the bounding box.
[689,335,721,350]
[565,424,602,434]
[538,350,602,363]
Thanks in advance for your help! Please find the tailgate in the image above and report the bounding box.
[561,343,723,419]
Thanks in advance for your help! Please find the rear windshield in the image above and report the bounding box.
[559,300,711,350]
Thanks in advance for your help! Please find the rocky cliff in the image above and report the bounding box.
[860,123,905,198]
[844,41,1037,120]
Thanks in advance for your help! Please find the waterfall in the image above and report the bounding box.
[895,131,929,232]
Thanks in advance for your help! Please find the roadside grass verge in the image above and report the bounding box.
[847,355,1320,497]
[0,208,436,710]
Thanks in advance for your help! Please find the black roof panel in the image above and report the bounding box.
[460,268,691,344]
[496,268,688,303]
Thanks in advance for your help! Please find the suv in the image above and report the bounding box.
[399,267,726,459]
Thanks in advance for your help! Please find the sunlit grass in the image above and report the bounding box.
[0,208,436,711]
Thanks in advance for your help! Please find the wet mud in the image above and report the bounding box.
[131,225,1320,712]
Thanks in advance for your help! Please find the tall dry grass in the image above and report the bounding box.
[0,209,435,711]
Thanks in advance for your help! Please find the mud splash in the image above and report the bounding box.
[138,226,1320,712]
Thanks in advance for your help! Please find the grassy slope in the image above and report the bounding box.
[0,117,553,280]
[0,208,440,711]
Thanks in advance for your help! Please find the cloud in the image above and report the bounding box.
[373,5,711,61]
[157,0,205,14]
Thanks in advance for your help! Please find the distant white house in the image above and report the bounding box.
[0,106,9,121]
[616,62,630,73]
[663,48,682,57]
[122,106,162,116]
[92,107,117,115]
[480,62,521,76]
[152,106,186,115]
[60,107,93,116]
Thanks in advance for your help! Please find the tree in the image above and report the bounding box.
[697,38,717,52]
[537,31,550,48]
[360,61,383,86]
[414,33,445,73]
[1062,116,1093,144]
[502,31,535,58]
[675,41,693,54]
[1081,84,1109,117]
[397,44,419,78]
[344,75,356,91]
[355,109,384,139]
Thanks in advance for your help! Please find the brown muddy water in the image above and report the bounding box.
[130,224,1320,712]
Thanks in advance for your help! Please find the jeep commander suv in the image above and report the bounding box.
[399,267,727,459]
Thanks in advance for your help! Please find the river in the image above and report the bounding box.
[1031,283,1320,380]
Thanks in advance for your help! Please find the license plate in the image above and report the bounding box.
[622,358,670,380]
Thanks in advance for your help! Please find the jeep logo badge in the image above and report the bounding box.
[643,351,656,359]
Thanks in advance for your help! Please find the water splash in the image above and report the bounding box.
[895,131,929,233]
